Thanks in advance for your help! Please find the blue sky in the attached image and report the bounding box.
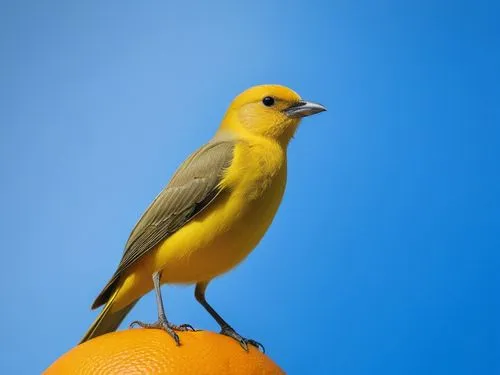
[1,1,498,374]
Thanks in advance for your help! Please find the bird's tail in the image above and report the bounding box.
[79,287,137,344]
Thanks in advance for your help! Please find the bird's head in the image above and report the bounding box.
[218,84,326,146]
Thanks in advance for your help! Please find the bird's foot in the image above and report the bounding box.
[130,315,185,345]
[220,326,265,353]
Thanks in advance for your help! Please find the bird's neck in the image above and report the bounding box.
[218,115,299,149]
[276,122,299,147]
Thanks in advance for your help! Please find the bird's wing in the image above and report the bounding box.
[121,139,235,273]
[92,137,235,308]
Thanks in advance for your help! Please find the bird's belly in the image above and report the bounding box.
[113,187,283,311]
[156,176,285,283]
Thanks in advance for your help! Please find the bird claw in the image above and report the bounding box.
[171,323,196,332]
[246,339,265,353]
[129,318,181,346]
[220,327,265,353]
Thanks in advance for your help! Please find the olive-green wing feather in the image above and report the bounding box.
[92,138,235,308]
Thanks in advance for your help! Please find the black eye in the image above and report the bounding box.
[262,96,275,107]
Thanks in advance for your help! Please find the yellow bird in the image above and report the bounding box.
[81,84,326,350]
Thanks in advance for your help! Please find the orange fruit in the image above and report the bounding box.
[44,329,285,374]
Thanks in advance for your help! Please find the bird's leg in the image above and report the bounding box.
[195,282,265,352]
[129,272,194,346]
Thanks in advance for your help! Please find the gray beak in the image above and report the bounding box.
[285,100,327,118]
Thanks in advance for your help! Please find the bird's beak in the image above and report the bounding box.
[284,100,327,118]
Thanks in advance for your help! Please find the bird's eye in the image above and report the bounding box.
[262,96,275,107]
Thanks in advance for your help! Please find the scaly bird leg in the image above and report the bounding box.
[130,271,194,346]
[195,281,264,352]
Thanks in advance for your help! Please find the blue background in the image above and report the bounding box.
[1,1,498,373]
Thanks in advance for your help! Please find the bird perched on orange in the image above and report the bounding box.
[81,84,326,352]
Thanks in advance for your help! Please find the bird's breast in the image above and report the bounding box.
[222,138,286,201]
